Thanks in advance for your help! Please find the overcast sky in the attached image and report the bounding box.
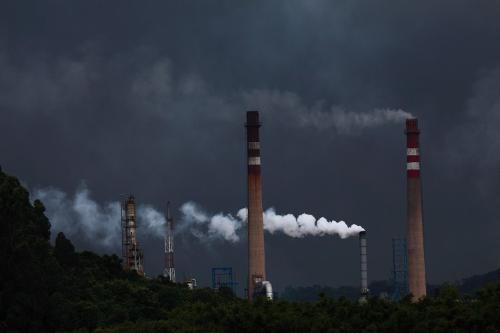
[1,1,500,294]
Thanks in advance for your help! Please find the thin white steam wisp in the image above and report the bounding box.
[298,108,413,133]
[242,90,413,134]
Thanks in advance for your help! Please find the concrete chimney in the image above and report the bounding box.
[246,111,266,301]
[405,118,427,300]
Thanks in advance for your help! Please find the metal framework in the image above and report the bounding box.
[392,238,409,300]
[163,201,175,282]
[212,267,237,292]
[121,195,144,276]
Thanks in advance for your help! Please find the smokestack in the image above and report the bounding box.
[406,118,427,300]
[246,111,266,301]
[121,195,144,276]
[359,231,368,303]
[163,201,175,282]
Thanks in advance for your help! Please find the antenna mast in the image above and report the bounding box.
[163,201,176,282]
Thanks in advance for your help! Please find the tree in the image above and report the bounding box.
[0,170,61,332]
[54,232,78,268]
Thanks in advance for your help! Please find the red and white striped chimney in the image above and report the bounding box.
[406,118,427,300]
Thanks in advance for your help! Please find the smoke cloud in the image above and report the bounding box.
[262,208,365,239]
[179,202,364,242]
[32,184,363,249]
[179,202,245,243]
[137,205,167,239]
[32,184,166,250]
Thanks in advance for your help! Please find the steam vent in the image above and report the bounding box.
[246,111,266,300]
[405,118,427,300]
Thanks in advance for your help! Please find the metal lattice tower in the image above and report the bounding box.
[392,238,409,300]
[163,201,175,282]
[121,195,144,276]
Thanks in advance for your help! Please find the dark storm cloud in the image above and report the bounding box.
[1,0,500,292]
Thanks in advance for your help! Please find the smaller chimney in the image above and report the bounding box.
[359,231,369,303]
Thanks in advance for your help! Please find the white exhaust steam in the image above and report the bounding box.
[262,208,364,239]
[178,202,246,243]
[32,184,166,250]
[31,184,364,250]
[179,202,364,242]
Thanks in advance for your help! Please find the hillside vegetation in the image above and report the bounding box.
[1,168,500,333]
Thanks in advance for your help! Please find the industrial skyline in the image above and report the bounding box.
[2,1,500,292]
[113,113,421,302]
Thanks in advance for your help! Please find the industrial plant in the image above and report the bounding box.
[118,112,427,302]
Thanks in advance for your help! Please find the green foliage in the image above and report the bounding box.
[55,232,78,267]
[0,171,61,331]
[2,168,500,332]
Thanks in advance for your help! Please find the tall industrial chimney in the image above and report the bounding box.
[246,111,266,301]
[163,201,175,282]
[406,118,427,300]
[359,231,369,303]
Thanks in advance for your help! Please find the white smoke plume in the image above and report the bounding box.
[32,184,166,249]
[179,202,364,242]
[137,205,167,239]
[262,208,364,239]
[179,202,245,243]
[31,184,364,248]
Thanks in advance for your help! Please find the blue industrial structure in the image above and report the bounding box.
[212,267,237,293]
